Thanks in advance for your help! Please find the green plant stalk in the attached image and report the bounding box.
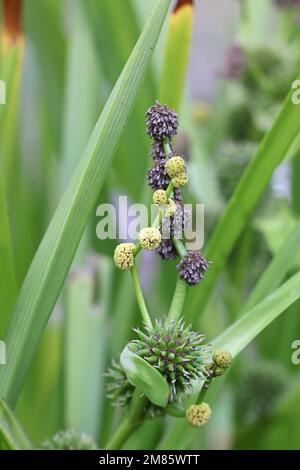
[167,277,187,322]
[187,75,300,324]
[0,0,172,406]
[131,265,153,330]
[105,389,146,450]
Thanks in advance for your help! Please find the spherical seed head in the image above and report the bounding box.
[148,161,170,190]
[130,319,211,401]
[114,243,135,270]
[153,189,168,206]
[146,102,178,140]
[176,251,209,286]
[212,349,232,368]
[105,359,135,408]
[156,238,178,261]
[186,403,211,428]
[43,430,97,450]
[165,156,186,178]
[172,173,188,188]
[139,227,161,250]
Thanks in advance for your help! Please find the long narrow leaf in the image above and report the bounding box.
[212,271,300,356]
[0,399,32,450]
[188,79,300,323]
[243,218,300,312]
[0,0,171,406]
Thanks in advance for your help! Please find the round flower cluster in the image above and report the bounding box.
[139,227,161,250]
[176,250,209,286]
[186,403,211,428]
[146,102,178,140]
[130,319,211,401]
[114,243,135,270]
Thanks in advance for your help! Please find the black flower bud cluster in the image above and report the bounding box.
[176,250,209,286]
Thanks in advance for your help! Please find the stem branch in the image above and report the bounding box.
[131,265,153,329]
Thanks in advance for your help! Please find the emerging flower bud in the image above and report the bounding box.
[186,403,211,428]
[153,189,168,206]
[139,227,161,250]
[146,102,178,140]
[114,243,135,270]
[212,349,232,368]
[165,156,186,178]
[176,251,209,286]
[172,173,188,188]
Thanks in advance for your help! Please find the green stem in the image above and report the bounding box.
[167,277,187,322]
[105,389,147,450]
[173,237,187,258]
[196,377,212,404]
[130,265,153,329]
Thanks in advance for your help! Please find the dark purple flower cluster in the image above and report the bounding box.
[147,161,170,190]
[156,239,177,261]
[146,102,178,141]
[151,140,173,161]
[176,251,209,286]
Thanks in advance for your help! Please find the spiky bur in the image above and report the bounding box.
[106,360,135,408]
[129,319,211,402]
[236,360,289,423]
[42,430,97,450]
[176,250,209,286]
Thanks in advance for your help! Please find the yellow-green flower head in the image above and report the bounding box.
[139,227,161,250]
[114,243,135,270]
[212,349,232,368]
[186,403,211,428]
[153,189,168,206]
[165,198,177,217]
[172,173,188,188]
[165,156,186,178]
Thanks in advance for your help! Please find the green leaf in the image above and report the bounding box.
[158,0,194,111]
[0,399,32,450]
[64,260,109,438]
[0,0,171,406]
[0,176,16,337]
[120,346,169,408]
[188,76,300,323]
[244,217,300,312]
[212,270,300,357]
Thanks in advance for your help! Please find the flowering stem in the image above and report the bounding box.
[105,389,147,450]
[196,377,212,404]
[130,265,153,329]
[173,237,187,258]
[167,276,187,322]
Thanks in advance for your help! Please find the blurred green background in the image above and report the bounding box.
[1,0,300,450]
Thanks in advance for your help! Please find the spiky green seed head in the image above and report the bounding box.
[165,198,177,217]
[139,227,161,250]
[114,243,135,270]
[105,360,135,407]
[43,430,97,450]
[172,173,188,188]
[153,189,168,206]
[212,349,232,368]
[129,319,210,401]
[165,156,186,178]
[186,403,211,427]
